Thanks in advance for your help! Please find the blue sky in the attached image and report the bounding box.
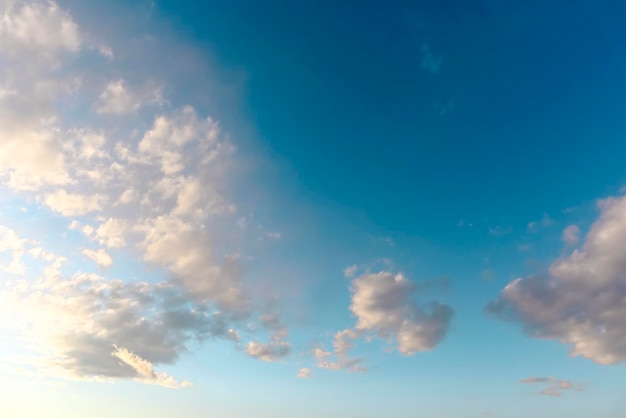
[1,1,626,417]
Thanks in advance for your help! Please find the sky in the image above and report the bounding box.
[1,0,626,417]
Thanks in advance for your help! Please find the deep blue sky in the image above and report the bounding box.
[154,0,626,241]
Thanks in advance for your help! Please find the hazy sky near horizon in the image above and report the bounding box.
[1,1,626,417]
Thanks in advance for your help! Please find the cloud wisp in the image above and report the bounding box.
[519,377,584,397]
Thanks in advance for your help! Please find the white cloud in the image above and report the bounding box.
[44,190,105,216]
[316,271,453,371]
[96,80,139,115]
[245,339,290,362]
[297,367,312,378]
[0,0,292,386]
[519,377,584,397]
[0,224,27,275]
[562,224,580,246]
[488,194,626,365]
[112,346,192,389]
[0,1,80,58]
[82,248,113,268]
[266,231,281,240]
[350,272,453,355]
[98,44,114,60]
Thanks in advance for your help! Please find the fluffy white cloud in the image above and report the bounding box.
[519,376,584,397]
[0,0,80,58]
[96,80,139,114]
[488,194,626,365]
[44,190,105,215]
[0,224,27,275]
[316,271,453,371]
[350,272,453,355]
[82,248,113,268]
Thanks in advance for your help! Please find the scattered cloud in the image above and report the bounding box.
[488,194,626,365]
[481,268,496,281]
[316,271,453,371]
[82,248,113,268]
[489,225,512,237]
[246,339,291,362]
[519,376,584,397]
[562,225,580,246]
[112,346,192,389]
[0,0,290,387]
[96,80,140,114]
[343,264,358,278]
[266,231,281,240]
[421,44,443,74]
[527,213,554,233]
[297,367,312,378]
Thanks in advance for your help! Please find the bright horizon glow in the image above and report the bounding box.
[1,1,626,417]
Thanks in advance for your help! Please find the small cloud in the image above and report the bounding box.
[421,44,443,74]
[562,225,580,246]
[297,368,312,378]
[82,248,113,268]
[98,45,114,60]
[519,376,583,397]
[245,339,290,362]
[343,264,358,278]
[489,225,512,237]
[266,231,281,240]
[527,213,554,233]
[517,243,532,252]
[481,268,495,281]
[96,80,139,114]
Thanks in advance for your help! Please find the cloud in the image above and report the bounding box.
[82,248,113,268]
[0,0,290,386]
[0,0,80,59]
[112,346,192,389]
[527,213,554,233]
[519,376,583,397]
[96,80,140,114]
[266,231,281,239]
[487,194,626,365]
[489,225,512,237]
[421,44,443,74]
[44,190,105,216]
[343,264,358,278]
[297,368,312,378]
[245,339,291,362]
[562,225,580,246]
[316,271,453,371]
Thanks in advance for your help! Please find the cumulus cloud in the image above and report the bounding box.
[519,376,584,397]
[0,0,289,386]
[488,194,626,365]
[562,225,580,246]
[316,271,453,371]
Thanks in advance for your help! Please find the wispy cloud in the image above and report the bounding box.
[519,376,584,397]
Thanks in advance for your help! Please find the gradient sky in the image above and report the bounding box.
[1,1,626,417]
